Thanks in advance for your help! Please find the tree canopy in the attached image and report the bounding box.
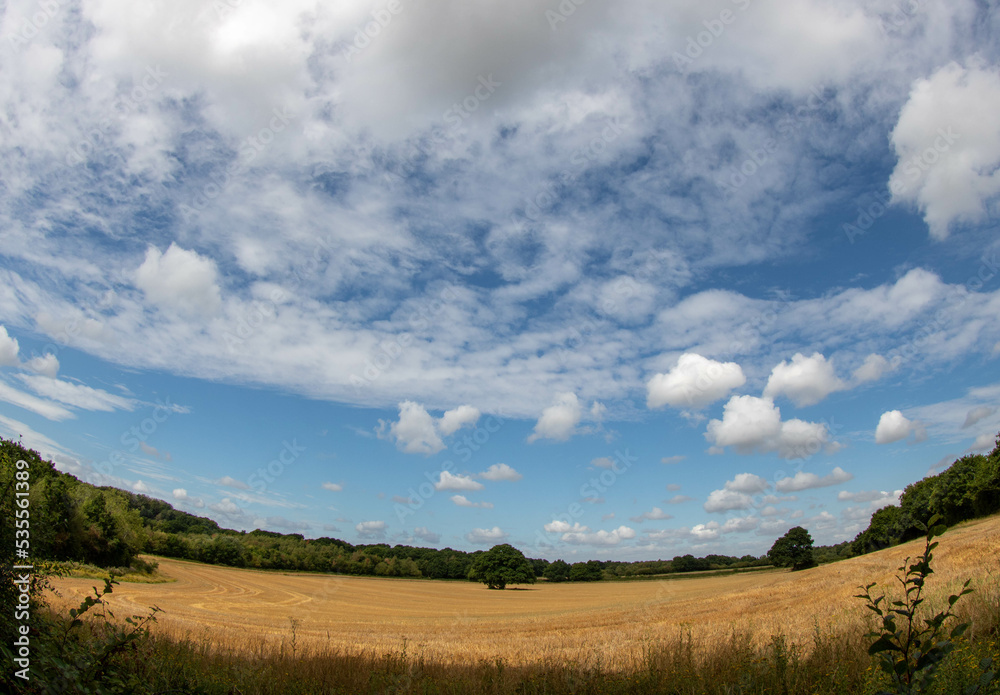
[468,543,536,590]
[767,526,816,571]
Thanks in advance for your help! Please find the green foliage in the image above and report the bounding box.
[855,516,996,695]
[467,544,536,590]
[543,559,571,582]
[852,434,1000,558]
[568,560,603,581]
[768,526,817,571]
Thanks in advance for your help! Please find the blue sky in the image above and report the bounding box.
[1,0,999,561]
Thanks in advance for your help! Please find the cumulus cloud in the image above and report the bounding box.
[590,457,616,469]
[378,401,482,454]
[666,494,694,504]
[562,525,636,546]
[24,354,60,378]
[451,494,493,509]
[434,471,484,491]
[721,516,760,534]
[838,489,900,504]
[889,62,1000,239]
[321,481,343,492]
[528,392,583,442]
[378,401,445,454]
[763,353,845,407]
[629,507,673,523]
[705,395,835,459]
[134,244,222,316]
[478,463,522,481]
[438,404,481,436]
[704,489,755,514]
[690,522,720,540]
[172,488,204,508]
[465,526,507,545]
[775,466,853,492]
[661,455,685,465]
[356,520,388,539]
[968,432,996,453]
[875,410,925,444]
[646,353,746,410]
[725,473,770,494]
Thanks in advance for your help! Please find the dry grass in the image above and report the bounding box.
[48,515,1000,672]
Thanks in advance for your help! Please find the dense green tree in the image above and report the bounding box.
[543,559,571,582]
[767,526,816,571]
[568,560,603,581]
[467,544,536,590]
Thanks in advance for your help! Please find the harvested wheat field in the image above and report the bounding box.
[49,515,1000,670]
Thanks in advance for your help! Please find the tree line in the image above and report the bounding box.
[3,433,998,582]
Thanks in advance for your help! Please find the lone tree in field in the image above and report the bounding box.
[767,526,817,571]
[468,544,536,590]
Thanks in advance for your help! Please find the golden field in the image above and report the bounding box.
[48,516,1000,671]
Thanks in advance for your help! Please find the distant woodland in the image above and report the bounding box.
[2,434,998,581]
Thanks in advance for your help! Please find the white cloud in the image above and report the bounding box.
[721,516,760,534]
[211,498,244,516]
[666,494,694,504]
[690,522,720,540]
[852,354,893,385]
[378,401,481,454]
[134,243,222,316]
[132,480,151,493]
[478,463,522,482]
[0,381,75,421]
[379,401,445,454]
[703,489,754,514]
[561,525,636,546]
[216,475,250,490]
[875,410,918,444]
[705,395,834,459]
[629,507,673,523]
[591,457,616,469]
[528,392,582,442]
[775,466,853,492]
[0,326,19,366]
[465,526,507,545]
[661,455,685,465]
[356,520,388,539]
[451,494,494,509]
[968,432,996,453]
[434,471,484,492]
[763,352,845,407]
[321,482,343,492]
[837,489,900,504]
[24,354,60,378]
[725,473,770,494]
[438,404,481,436]
[963,406,996,429]
[172,488,204,508]
[889,62,1000,239]
[16,374,134,412]
[647,353,746,410]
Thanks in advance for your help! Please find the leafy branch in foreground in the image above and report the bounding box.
[855,515,995,695]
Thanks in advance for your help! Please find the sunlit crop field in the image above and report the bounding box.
[49,516,1000,670]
